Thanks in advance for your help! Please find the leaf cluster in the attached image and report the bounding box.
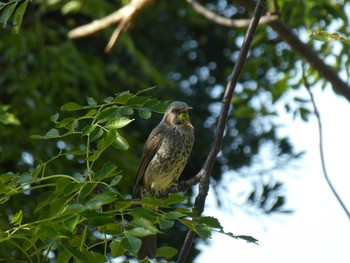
[0,91,256,262]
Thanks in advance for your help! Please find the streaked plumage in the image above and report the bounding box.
[132,101,195,259]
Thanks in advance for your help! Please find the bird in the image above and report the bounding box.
[132,101,195,259]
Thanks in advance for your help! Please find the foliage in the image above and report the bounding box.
[0,91,257,261]
[1,0,349,261]
[0,0,29,33]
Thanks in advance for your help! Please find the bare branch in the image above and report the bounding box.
[187,0,278,27]
[67,0,154,52]
[176,1,268,262]
[302,64,350,220]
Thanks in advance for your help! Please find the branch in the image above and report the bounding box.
[302,64,350,220]
[67,0,154,52]
[234,0,350,102]
[176,1,268,262]
[187,0,278,27]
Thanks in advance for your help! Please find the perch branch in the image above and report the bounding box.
[176,1,268,262]
[302,64,350,220]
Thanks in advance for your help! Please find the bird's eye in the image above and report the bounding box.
[171,108,176,113]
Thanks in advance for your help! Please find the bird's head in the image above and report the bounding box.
[163,101,194,129]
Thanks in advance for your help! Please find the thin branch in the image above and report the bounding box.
[234,0,350,102]
[67,0,154,52]
[302,64,350,220]
[176,1,268,262]
[187,0,278,28]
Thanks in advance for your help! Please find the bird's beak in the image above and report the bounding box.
[178,108,194,129]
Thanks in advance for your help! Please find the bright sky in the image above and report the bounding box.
[195,86,350,263]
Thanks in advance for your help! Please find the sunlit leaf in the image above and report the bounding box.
[112,133,129,150]
[105,117,134,129]
[11,210,23,225]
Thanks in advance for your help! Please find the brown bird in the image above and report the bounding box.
[132,101,195,259]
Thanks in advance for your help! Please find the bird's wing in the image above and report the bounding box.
[132,126,164,198]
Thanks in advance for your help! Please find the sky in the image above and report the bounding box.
[195,86,350,263]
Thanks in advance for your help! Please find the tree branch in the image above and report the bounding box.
[67,0,154,52]
[302,64,350,220]
[234,0,350,102]
[186,0,278,27]
[176,1,268,262]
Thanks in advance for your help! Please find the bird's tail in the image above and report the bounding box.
[138,235,157,259]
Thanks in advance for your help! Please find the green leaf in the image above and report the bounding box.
[16,174,32,183]
[97,107,120,123]
[50,198,68,216]
[126,95,151,106]
[61,102,84,111]
[236,235,259,244]
[138,108,152,119]
[110,175,122,186]
[79,183,97,200]
[31,162,43,178]
[97,130,117,152]
[84,109,97,117]
[112,91,133,104]
[112,133,129,150]
[138,196,169,208]
[164,193,188,205]
[164,211,186,221]
[38,225,59,239]
[31,128,60,139]
[12,0,29,33]
[158,217,174,230]
[130,218,160,235]
[88,213,115,227]
[61,244,89,262]
[85,251,107,263]
[94,161,118,180]
[198,216,223,229]
[119,106,134,116]
[110,240,126,258]
[129,207,159,221]
[11,210,23,225]
[194,223,212,240]
[89,127,104,142]
[64,215,80,232]
[56,248,72,263]
[50,113,60,122]
[86,96,97,106]
[0,2,17,26]
[121,236,142,255]
[105,117,134,129]
[156,246,178,258]
[84,192,116,210]
[81,124,96,137]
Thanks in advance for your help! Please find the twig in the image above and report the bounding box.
[176,1,268,262]
[302,64,350,220]
[186,0,278,28]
